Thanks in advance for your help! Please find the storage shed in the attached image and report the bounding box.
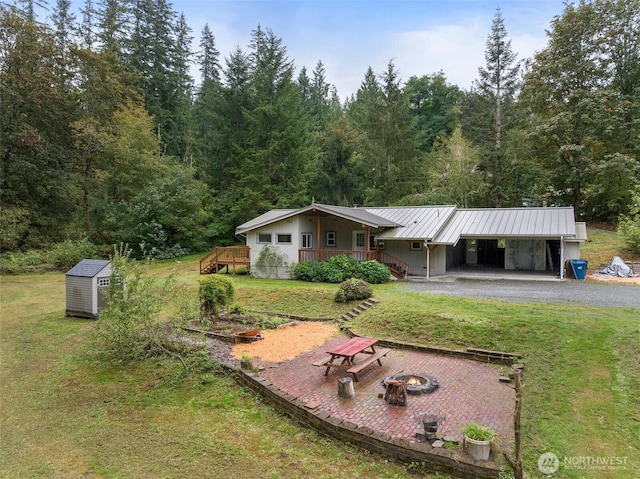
[66,259,112,319]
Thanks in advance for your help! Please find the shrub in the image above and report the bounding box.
[326,255,358,282]
[292,261,324,282]
[49,238,98,270]
[335,278,373,303]
[0,251,48,275]
[356,260,391,284]
[90,245,171,363]
[199,275,235,318]
[254,245,288,278]
[618,185,640,254]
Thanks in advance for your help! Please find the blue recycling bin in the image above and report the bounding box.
[570,259,587,280]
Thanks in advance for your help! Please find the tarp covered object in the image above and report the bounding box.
[596,256,638,278]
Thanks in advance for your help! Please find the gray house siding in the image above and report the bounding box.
[66,276,93,314]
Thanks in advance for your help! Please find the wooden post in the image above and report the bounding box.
[504,371,523,479]
[338,377,355,398]
[384,380,407,406]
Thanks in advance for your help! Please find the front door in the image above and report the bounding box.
[352,230,366,261]
[352,230,366,251]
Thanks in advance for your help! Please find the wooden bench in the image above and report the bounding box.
[347,348,391,381]
[312,356,336,368]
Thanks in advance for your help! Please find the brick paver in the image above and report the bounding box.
[262,334,515,449]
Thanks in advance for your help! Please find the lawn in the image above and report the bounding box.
[1,231,639,479]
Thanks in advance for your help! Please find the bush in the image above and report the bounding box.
[0,251,48,275]
[292,261,325,282]
[293,256,391,284]
[254,245,288,278]
[335,278,373,303]
[199,275,235,318]
[356,260,391,284]
[619,185,640,254]
[49,238,98,270]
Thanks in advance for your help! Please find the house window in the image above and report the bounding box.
[498,239,506,249]
[410,241,422,250]
[376,240,385,250]
[257,233,272,243]
[277,233,292,244]
[467,239,476,252]
[98,277,110,287]
[301,233,312,249]
[326,231,336,247]
[355,232,365,248]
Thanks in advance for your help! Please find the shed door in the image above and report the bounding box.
[97,277,110,310]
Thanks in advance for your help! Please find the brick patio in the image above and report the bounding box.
[261,334,515,450]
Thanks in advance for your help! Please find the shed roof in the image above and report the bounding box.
[66,259,111,277]
[431,207,577,245]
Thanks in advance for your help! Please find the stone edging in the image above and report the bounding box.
[236,369,500,479]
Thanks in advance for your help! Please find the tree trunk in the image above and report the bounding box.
[384,380,407,406]
[338,377,355,398]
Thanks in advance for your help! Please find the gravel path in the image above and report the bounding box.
[399,279,640,309]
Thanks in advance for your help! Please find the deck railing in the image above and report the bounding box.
[200,246,250,274]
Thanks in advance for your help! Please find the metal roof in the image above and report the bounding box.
[366,206,457,240]
[235,203,579,245]
[66,259,111,277]
[235,203,400,235]
[431,207,577,245]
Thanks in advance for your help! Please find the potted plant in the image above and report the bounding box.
[462,422,495,460]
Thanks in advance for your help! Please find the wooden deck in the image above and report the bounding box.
[200,246,250,274]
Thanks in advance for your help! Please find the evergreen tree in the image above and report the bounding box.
[95,0,129,53]
[476,7,520,151]
[50,0,76,52]
[79,0,96,50]
[405,72,462,152]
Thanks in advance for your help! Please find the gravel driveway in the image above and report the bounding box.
[399,279,640,309]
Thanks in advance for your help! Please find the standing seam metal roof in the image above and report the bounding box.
[431,207,577,245]
[234,203,578,245]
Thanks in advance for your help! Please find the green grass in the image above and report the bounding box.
[0,271,418,479]
[580,229,640,268]
[2,231,639,479]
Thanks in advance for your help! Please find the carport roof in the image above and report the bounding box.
[431,207,577,245]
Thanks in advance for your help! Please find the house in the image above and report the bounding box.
[65,259,112,318]
[200,202,587,280]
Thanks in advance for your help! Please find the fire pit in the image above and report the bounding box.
[382,373,439,395]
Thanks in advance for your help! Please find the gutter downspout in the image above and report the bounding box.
[425,241,430,280]
[559,236,564,280]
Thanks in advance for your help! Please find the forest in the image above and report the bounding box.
[1,0,639,258]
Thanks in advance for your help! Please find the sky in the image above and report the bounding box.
[173,0,568,99]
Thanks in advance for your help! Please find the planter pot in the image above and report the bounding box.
[464,435,492,461]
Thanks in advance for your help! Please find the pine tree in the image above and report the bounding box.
[476,7,520,151]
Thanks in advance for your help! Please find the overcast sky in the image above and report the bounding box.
[175,0,567,99]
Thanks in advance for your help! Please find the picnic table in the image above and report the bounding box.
[313,336,390,381]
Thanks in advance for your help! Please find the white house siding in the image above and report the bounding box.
[247,217,304,279]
